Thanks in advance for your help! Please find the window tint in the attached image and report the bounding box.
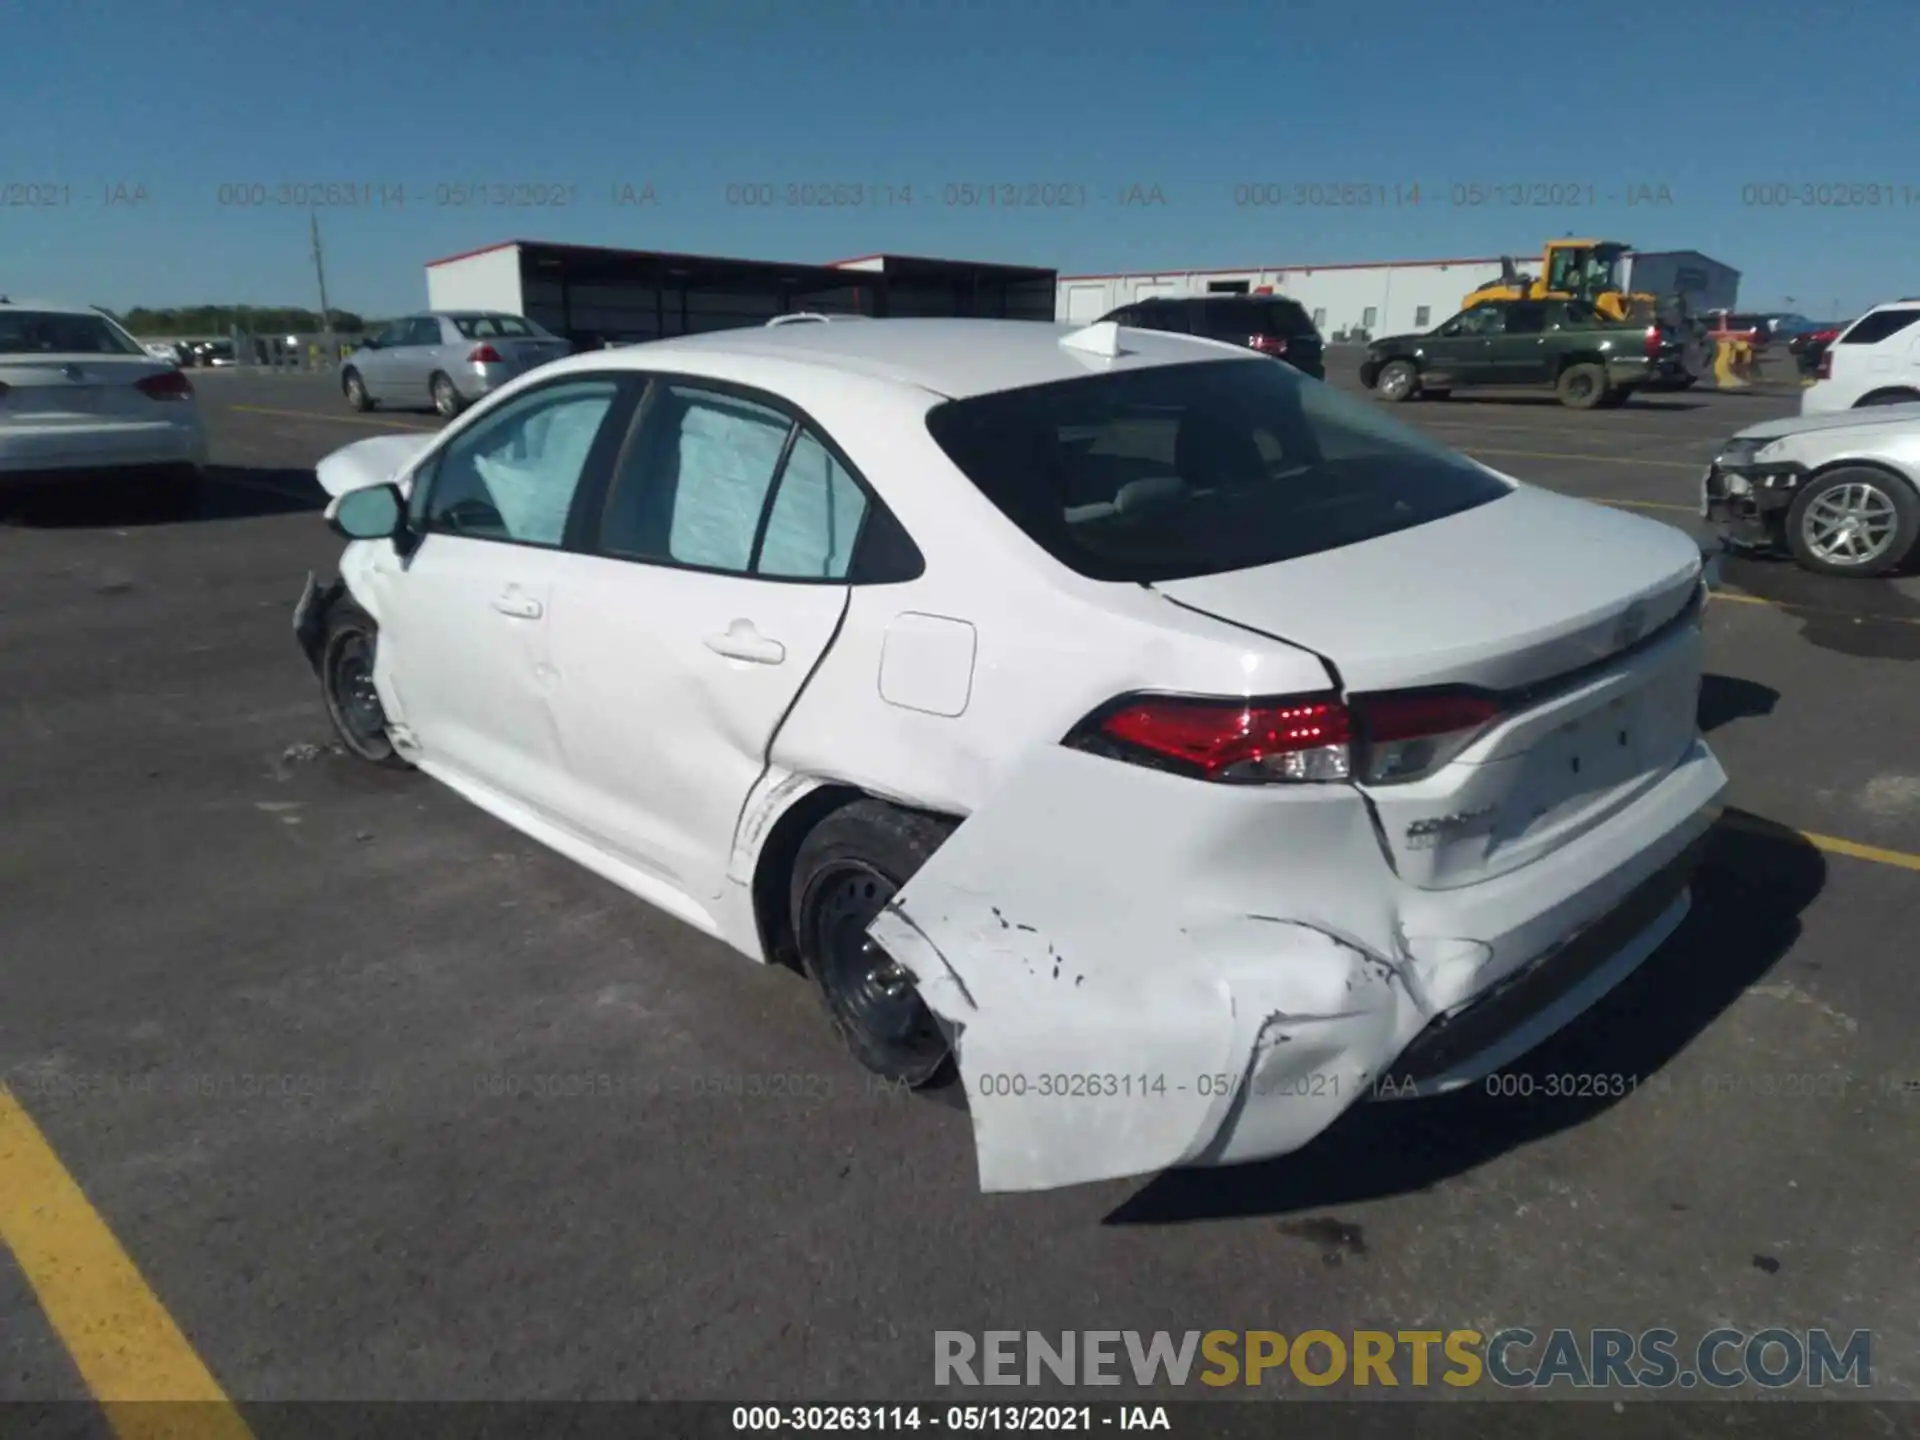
[1503,302,1548,335]
[599,385,795,571]
[372,323,406,347]
[408,317,444,345]
[1839,309,1920,345]
[454,314,540,339]
[418,378,619,545]
[1136,302,1186,333]
[758,430,870,579]
[1452,307,1504,336]
[0,310,146,356]
[923,358,1508,583]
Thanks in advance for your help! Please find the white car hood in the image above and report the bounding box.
[1736,403,1920,442]
[315,432,438,497]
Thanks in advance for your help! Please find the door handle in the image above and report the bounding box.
[492,592,543,619]
[703,620,786,665]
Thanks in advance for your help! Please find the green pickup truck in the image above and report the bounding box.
[1358,297,1692,409]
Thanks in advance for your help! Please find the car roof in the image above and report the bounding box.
[596,318,1261,400]
[0,297,112,315]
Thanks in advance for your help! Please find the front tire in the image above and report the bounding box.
[319,603,410,767]
[790,800,958,1089]
[1784,466,1920,577]
[343,368,374,412]
[1557,363,1607,410]
[1375,359,1420,402]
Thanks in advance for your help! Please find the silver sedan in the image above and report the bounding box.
[341,311,571,417]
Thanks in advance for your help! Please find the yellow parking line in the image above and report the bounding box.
[1719,811,1920,874]
[1708,588,1920,627]
[228,403,437,432]
[0,1088,253,1437]
[1467,445,1702,471]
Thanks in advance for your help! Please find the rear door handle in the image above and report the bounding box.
[492,592,543,619]
[704,620,786,665]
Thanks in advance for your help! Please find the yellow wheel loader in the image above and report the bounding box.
[1463,240,1662,323]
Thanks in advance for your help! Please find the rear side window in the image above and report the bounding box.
[1256,300,1317,335]
[924,358,1509,583]
[454,314,540,339]
[1839,309,1920,346]
[0,310,147,356]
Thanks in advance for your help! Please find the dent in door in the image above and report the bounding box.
[878,614,977,717]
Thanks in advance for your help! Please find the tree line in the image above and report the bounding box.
[117,306,379,337]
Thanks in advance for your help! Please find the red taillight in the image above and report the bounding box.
[1248,334,1287,355]
[1071,693,1352,783]
[468,343,504,364]
[135,369,193,401]
[1066,686,1505,786]
[1816,350,1833,379]
[1355,689,1504,783]
[1644,325,1662,359]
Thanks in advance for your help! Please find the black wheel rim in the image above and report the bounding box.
[327,632,387,747]
[810,863,948,1077]
[1568,373,1595,399]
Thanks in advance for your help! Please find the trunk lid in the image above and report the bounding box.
[1154,485,1706,890]
[0,354,171,424]
[485,338,570,371]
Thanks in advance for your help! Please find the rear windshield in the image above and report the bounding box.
[1256,300,1317,335]
[1839,309,1920,346]
[924,358,1511,583]
[452,314,540,339]
[0,310,147,357]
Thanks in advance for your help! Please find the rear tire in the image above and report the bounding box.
[1784,466,1920,578]
[1557,363,1607,410]
[430,372,465,418]
[319,602,410,768]
[1375,359,1420,402]
[342,368,374,412]
[790,799,958,1090]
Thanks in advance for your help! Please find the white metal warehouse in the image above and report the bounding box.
[1056,249,1740,339]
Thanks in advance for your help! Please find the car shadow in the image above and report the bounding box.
[1104,812,1825,1226]
[1697,673,1780,732]
[0,466,325,528]
[1716,550,1920,661]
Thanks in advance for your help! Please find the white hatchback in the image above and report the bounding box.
[0,298,208,498]
[295,318,1726,1193]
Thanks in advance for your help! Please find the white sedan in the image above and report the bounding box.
[0,298,207,501]
[295,317,1726,1193]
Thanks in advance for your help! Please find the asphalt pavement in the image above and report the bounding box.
[2,363,1917,1421]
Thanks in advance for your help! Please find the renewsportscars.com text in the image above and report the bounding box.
[934,1328,1873,1390]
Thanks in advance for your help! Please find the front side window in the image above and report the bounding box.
[1448,307,1504,336]
[406,317,444,346]
[0,310,147,356]
[924,358,1508,583]
[1503,302,1548,335]
[417,378,620,545]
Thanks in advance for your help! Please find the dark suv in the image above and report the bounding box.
[1098,295,1325,379]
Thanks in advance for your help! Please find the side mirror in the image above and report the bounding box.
[327,483,405,542]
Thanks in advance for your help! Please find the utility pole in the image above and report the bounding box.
[310,210,335,364]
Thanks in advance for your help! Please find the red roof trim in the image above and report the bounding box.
[425,240,527,268]
[1059,256,1511,280]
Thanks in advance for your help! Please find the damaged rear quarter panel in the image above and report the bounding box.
[865,744,1417,1194]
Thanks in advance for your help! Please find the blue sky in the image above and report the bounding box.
[4,0,1914,319]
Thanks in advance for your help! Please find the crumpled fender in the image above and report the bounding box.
[865,743,1415,1194]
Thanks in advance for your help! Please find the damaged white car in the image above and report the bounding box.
[295,317,1727,1193]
